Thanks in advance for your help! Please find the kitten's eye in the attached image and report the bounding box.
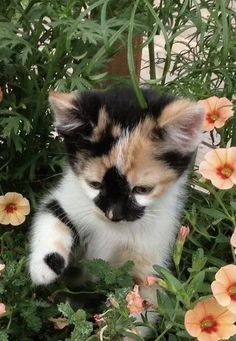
[132,186,153,195]
[88,181,102,190]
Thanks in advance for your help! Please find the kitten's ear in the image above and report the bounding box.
[49,91,81,134]
[158,99,204,152]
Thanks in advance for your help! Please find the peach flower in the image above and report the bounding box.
[49,317,69,330]
[185,297,236,341]
[0,303,6,317]
[199,147,236,189]
[126,285,152,314]
[230,227,236,249]
[0,192,30,226]
[211,264,236,314]
[199,96,233,131]
[0,263,5,275]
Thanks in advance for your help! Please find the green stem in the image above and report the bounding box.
[148,39,156,80]
[210,187,235,225]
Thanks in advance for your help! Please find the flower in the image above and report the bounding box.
[230,227,236,248]
[0,192,30,226]
[199,96,233,131]
[199,147,236,189]
[173,225,190,267]
[49,317,69,330]
[94,314,106,327]
[185,297,236,341]
[211,264,236,314]
[0,303,6,317]
[126,285,152,314]
[178,225,190,242]
[146,276,158,287]
[0,263,5,275]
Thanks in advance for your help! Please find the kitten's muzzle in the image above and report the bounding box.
[105,204,125,222]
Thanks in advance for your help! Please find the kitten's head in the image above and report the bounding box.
[49,88,203,222]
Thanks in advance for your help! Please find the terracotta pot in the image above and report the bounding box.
[106,36,143,79]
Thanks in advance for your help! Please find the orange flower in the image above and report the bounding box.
[0,192,30,226]
[0,303,6,317]
[230,227,236,249]
[199,148,236,189]
[185,297,236,341]
[211,264,236,314]
[126,285,152,314]
[199,96,233,131]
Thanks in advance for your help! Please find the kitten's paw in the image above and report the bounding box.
[29,252,66,285]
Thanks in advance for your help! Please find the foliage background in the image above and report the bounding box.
[0,0,236,340]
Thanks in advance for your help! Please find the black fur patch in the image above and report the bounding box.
[44,252,65,275]
[61,88,176,160]
[95,166,144,222]
[44,200,79,243]
[160,151,193,176]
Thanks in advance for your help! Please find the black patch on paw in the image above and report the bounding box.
[44,253,65,275]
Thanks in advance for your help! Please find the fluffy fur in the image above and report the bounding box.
[29,88,203,335]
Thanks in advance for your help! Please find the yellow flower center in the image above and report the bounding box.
[5,204,17,214]
[200,316,218,333]
[228,285,236,301]
[217,164,233,179]
[207,111,219,123]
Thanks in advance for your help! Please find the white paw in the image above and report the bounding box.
[29,252,66,285]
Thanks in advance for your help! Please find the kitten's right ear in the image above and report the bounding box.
[49,91,82,134]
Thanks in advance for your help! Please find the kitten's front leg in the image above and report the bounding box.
[29,212,74,285]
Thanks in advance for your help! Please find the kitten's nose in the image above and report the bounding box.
[106,205,124,222]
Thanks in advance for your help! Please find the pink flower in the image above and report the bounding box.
[198,96,233,131]
[0,303,6,317]
[211,264,236,314]
[126,285,152,314]
[94,314,105,327]
[199,148,236,190]
[178,225,190,242]
[146,276,158,286]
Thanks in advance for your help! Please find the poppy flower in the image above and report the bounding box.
[0,192,30,226]
[199,96,233,131]
[211,264,236,314]
[126,285,152,314]
[199,148,236,189]
[185,297,236,341]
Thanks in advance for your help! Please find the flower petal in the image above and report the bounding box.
[0,211,10,225]
[8,212,25,226]
[211,281,231,307]
[4,192,23,204]
[184,310,202,337]
[215,264,236,286]
[210,176,234,190]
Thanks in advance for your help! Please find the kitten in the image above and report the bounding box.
[29,87,203,333]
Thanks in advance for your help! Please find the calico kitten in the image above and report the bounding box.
[29,88,203,332]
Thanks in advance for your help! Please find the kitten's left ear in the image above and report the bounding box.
[158,99,204,153]
[49,91,81,134]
